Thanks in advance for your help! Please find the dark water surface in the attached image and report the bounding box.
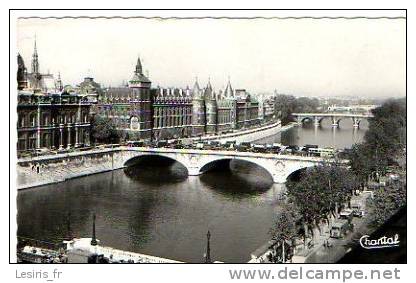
[17,122,366,262]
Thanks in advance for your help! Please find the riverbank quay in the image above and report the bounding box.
[249,191,373,263]
[187,120,289,143]
[18,237,183,263]
[17,121,292,190]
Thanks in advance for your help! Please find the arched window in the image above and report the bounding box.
[43,113,49,126]
[29,113,36,127]
[18,114,26,128]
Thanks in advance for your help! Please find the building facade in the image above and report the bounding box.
[92,56,266,141]
[17,40,92,154]
[17,45,276,151]
[92,57,153,141]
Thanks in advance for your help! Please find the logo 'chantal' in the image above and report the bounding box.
[359,234,400,249]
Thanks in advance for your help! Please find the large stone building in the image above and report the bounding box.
[17,44,275,151]
[92,56,266,142]
[92,56,153,140]
[17,40,92,153]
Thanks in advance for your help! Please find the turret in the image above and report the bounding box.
[191,77,206,136]
[128,56,151,89]
[224,77,234,98]
[56,72,63,92]
[204,79,217,134]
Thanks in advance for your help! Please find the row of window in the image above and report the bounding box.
[18,112,89,128]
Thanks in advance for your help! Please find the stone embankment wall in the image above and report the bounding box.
[194,121,288,143]
[17,149,126,190]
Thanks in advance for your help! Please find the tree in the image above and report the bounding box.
[368,180,406,226]
[293,97,320,113]
[274,94,296,125]
[348,98,406,184]
[348,144,376,187]
[90,116,120,144]
[286,163,358,243]
[274,94,321,125]
[268,203,300,263]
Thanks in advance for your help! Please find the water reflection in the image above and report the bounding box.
[124,155,188,184]
[200,160,273,199]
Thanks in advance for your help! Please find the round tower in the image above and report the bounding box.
[204,79,217,134]
[191,77,206,136]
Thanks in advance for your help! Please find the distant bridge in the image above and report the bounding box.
[292,112,373,128]
[327,105,379,112]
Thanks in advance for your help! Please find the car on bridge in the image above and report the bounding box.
[221,140,237,151]
[267,143,282,154]
[252,144,268,153]
[156,140,169,148]
[167,140,184,149]
[285,145,300,154]
[236,142,252,152]
[208,141,222,150]
[127,141,144,147]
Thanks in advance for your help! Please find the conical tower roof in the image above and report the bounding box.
[224,77,234,97]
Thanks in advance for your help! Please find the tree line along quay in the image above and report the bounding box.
[263,98,406,263]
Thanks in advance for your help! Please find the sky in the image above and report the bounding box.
[16,17,406,98]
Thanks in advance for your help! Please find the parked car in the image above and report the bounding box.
[350,199,366,217]
[339,208,354,222]
[330,220,352,239]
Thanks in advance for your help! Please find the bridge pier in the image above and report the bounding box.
[187,167,203,176]
[331,116,339,127]
[313,116,321,127]
[296,116,303,126]
[272,174,287,184]
[352,117,361,128]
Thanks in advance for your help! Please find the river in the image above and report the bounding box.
[17,120,368,263]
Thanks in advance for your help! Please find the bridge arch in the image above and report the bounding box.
[120,149,327,184]
[123,153,190,174]
[272,161,320,183]
[300,117,314,123]
[198,157,275,182]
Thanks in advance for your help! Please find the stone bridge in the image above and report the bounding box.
[292,112,373,128]
[17,147,347,189]
[118,147,339,183]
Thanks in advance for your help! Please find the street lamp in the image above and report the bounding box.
[204,230,211,263]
